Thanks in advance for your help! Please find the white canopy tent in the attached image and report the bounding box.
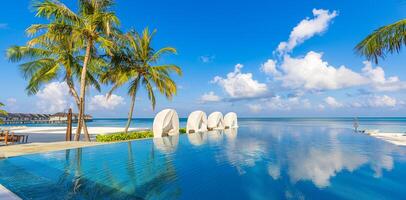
[207,112,224,130]
[186,111,208,133]
[152,109,179,138]
[224,112,238,129]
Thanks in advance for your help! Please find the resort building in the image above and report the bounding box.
[0,112,93,124]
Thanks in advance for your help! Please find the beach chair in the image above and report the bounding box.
[0,130,21,145]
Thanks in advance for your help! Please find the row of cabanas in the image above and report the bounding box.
[152,109,238,138]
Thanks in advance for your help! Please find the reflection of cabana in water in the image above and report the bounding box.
[224,128,238,140]
[187,132,207,146]
[153,135,179,153]
[224,112,238,129]
[152,109,179,138]
[207,112,224,130]
[186,111,208,133]
[207,130,223,142]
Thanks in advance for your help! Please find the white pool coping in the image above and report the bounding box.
[0,184,21,200]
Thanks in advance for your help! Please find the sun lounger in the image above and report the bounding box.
[0,130,27,145]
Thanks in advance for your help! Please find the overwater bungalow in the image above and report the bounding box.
[0,112,92,124]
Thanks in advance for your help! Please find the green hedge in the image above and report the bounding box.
[96,128,187,142]
[96,131,153,142]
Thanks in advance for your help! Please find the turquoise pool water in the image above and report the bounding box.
[0,119,406,199]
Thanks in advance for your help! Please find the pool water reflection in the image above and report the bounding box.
[1,120,406,199]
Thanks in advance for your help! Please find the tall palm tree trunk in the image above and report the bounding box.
[124,93,136,133]
[67,82,90,141]
[74,39,92,141]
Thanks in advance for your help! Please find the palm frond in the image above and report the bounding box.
[34,0,80,23]
[355,19,406,63]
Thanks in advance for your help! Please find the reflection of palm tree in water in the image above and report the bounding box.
[93,141,182,199]
[54,143,181,199]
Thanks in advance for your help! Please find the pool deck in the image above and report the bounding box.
[0,184,21,200]
[0,141,105,158]
[364,131,406,146]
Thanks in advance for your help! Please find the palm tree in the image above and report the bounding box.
[0,102,7,124]
[102,28,182,133]
[31,0,120,141]
[355,19,406,63]
[7,36,103,139]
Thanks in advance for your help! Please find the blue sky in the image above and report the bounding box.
[1,0,406,117]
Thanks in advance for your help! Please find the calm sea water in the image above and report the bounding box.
[5,117,406,133]
[0,118,406,199]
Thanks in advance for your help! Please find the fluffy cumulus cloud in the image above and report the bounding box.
[199,91,221,103]
[89,94,125,110]
[36,82,71,113]
[212,64,268,99]
[277,9,337,54]
[276,52,367,90]
[248,96,312,112]
[362,61,406,92]
[324,96,343,108]
[261,59,279,76]
[367,95,398,108]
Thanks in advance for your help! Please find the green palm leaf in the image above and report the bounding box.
[355,19,406,63]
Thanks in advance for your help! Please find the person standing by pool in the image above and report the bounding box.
[353,117,360,132]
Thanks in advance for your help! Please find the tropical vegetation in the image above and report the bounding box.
[96,128,186,142]
[6,28,103,140]
[0,102,7,124]
[356,19,406,63]
[7,0,182,140]
[101,28,182,133]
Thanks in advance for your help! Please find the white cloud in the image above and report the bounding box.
[277,9,337,54]
[248,104,262,113]
[199,91,221,103]
[324,96,343,108]
[89,94,125,110]
[362,61,406,92]
[261,59,280,76]
[278,51,367,90]
[200,55,215,63]
[367,95,397,107]
[263,96,311,111]
[36,82,71,113]
[212,64,268,99]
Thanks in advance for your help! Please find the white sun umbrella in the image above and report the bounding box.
[186,110,208,133]
[224,112,238,129]
[207,112,224,130]
[152,109,179,138]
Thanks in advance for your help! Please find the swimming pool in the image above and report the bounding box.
[0,119,405,199]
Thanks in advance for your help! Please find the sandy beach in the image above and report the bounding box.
[2,126,148,143]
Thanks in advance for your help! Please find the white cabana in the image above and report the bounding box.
[207,112,224,130]
[186,111,208,133]
[153,135,179,153]
[187,132,207,146]
[152,109,179,138]
[224,112,238,129]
